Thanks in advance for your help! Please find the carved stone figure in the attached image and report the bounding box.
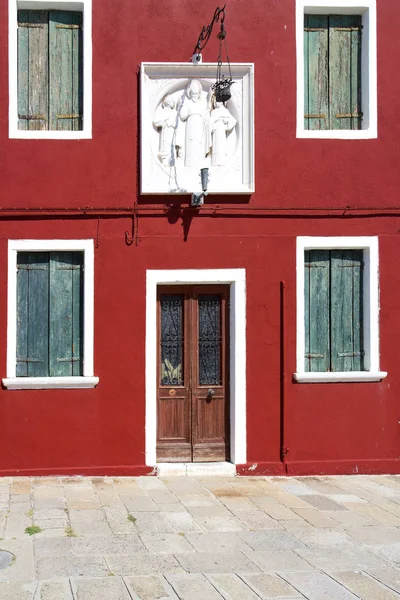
[179,80,208,168]
[153,96,178,166]
[209,99,236,166]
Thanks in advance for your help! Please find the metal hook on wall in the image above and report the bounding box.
[125,206,139,246]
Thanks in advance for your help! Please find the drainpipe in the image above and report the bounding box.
[280,281,289,474]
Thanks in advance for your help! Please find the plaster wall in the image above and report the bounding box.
[0,0,399,474]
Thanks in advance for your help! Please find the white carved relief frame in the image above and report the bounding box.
[140,62,254,195]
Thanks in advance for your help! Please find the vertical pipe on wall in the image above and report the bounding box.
[280,281,288,474]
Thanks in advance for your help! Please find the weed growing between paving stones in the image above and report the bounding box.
[64,526,77,537]
[127,514,137,524]
[25,508,34,518]
[25,525,42,536]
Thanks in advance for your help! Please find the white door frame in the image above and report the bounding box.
[145,269,247,465]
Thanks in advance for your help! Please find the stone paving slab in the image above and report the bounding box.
[166,573,223,599]
[37,580,73,600]
[36,556,109,579]
[240,572,304,598]
[331,571,400,600]
[125,575,179,599]
[175,550,261,573]
[242,549,315,572]
[207,573,261,599]
[0,581,37,600]
[105,553,185,576]
[1,475,400,598]
[71,577,131,599]
[280,571,360,599]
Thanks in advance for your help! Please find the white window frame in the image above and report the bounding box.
[296,0,377,139]
[3,239,98,389]
[295,236,387,383]
[9,0,92,139]
[145,269,247,466]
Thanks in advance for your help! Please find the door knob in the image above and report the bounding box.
[207,389,215,397]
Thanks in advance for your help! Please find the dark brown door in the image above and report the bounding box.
[157,285,230,462]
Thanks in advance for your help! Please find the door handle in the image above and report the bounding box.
[207,389,216,398]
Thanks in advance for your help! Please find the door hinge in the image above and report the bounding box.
[304,114,326,119]
[18,114,46,121]
[56,24,82,29]
[334,26,363,31]
[336,113,363,119]
[57,114,83,120]
[18,23,44,28]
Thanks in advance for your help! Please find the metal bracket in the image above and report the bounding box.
[334,26,363,31]
[18,114,46,121]
[56,24,82,29]
[193,5,226,56]
[19,23,44,28]
[336,113,363,119]
[191,192,206,207]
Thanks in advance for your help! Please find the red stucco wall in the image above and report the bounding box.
[0,0,399,475]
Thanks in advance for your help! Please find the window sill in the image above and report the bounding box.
[296,129,377,140]
[9,130,92,140]
[2,377,99,390]
[294,371,387,383]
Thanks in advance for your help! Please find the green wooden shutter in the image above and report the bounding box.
[304,14,362,130]
[17,253,50,377]
[304,15,329,130]
[305,250,330,372]
[329,15,362,130]
[49,11,83,131]
[330,250,364,372]
[16,254,30,376]
[17,252,83,377]
[49,252,83,376]
[17,11,49,131]
[17,10,83,131]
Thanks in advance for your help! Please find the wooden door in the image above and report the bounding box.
[157,286,230,462]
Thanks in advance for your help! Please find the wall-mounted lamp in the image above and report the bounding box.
[191,5,234,102]
[191,168,209,207]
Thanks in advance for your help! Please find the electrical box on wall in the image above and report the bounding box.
[140,62,254,196]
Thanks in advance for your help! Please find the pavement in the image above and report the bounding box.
[0,475,400,599]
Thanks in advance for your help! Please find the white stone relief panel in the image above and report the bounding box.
[141,63,254,195]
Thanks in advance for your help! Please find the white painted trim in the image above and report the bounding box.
[295,236,386,382]
[9,0,92,139]
[4,239,96,388]
[3,377,99,389]
[145,269,246,466]
[296,0,377,139]
[294,372,387,383]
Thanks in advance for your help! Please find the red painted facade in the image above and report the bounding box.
[0,0,399,475]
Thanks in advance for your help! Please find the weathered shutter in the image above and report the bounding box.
[16,254,29,376]
[17,253,50,377]
[17,11,49,131]
[330,250,364,372]
[305,250,330,372]
[304,15,329,130]
[329,15,362,130]
[49,11,83,131]
[49,252,83,376]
